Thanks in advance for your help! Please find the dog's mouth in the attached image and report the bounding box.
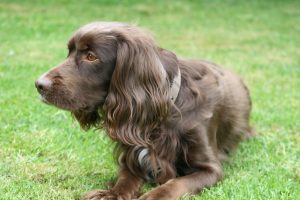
[37,91,76,111]
[38,91,95,114]
[39,94,50,104]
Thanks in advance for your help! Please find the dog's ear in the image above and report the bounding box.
[104,33,170,145]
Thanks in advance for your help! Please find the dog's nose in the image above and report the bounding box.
[35,77,52,94]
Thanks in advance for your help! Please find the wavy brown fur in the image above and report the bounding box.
[104,27,171,146]
[35,22,254,200]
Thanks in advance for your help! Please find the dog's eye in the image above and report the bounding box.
[86,52,97,61]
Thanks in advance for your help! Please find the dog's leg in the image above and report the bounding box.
[138,125,223,200]
[84,168,143,200]
[137,165,222,200]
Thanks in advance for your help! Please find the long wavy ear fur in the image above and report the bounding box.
[104,27,170,146]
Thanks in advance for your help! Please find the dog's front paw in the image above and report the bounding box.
[137,188,174,200]
[83,189,129,200]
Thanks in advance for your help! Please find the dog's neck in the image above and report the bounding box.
[156,48,181,103]
[137,67,181,181]
[169,67,181,103]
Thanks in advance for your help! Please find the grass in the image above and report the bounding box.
[0,0,299,199]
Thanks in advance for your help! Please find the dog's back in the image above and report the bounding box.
[179,59,254,160]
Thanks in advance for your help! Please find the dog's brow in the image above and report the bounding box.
[68,38,76,52]
[77,44,89,51]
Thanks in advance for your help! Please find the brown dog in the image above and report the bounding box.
[35,22,254,200]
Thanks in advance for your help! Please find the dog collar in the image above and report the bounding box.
[137,147,153,181]
[138,147,149,165]
[169,67,181,103]
[137,147,160,181]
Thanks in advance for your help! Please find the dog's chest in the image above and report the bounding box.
[134,142,194,183]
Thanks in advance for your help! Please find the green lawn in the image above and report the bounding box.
[0,0,299,199]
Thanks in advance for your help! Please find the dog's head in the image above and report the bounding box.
[36,22,179,144]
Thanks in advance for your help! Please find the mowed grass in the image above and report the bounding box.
[0,0,299,199]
